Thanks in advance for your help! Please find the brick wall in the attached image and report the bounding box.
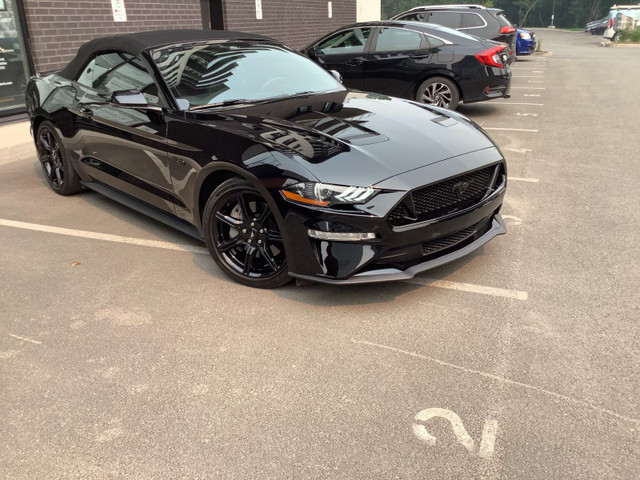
[222,1,357,49]
[23,0,203,73]
[22,1,357,73]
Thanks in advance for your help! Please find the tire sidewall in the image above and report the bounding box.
[36,120,81,195]
[203,177,290,289]
[416,76,460,110]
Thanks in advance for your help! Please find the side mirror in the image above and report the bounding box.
[111,90,148,106]
[329,70,343,84]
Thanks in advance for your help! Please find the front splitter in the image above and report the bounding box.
[289,214,506,285]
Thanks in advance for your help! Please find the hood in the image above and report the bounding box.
[189,91,496,186]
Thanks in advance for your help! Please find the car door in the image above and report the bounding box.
[363,27,431,98]
[71,52,178,214]
[305,27,373,90]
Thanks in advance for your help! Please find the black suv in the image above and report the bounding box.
[391,5,517,64]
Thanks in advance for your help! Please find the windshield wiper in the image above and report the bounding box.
[189,99,256,110]
[189,91,321,111]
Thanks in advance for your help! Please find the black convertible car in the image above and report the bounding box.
[26,30,507,288]
[302,21,511,110]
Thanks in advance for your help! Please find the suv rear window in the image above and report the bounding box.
[462,13,485,28]
[493,11,513,27]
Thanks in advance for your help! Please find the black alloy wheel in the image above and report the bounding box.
[203,178,290,288]
[416,76,460,110]
[36,121,82,195]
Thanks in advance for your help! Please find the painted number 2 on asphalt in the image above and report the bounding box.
[413,408,498,459]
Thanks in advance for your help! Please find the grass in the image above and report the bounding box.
[617,28,640,43]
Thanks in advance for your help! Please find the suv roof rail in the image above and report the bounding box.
[407,4,485,11]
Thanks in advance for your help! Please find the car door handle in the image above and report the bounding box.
[77,106,94,118]
[346,58,364,67]
[409,53,431,60]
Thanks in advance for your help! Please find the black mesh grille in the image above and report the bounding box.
[389,164,502,227]
[421,222,480,256]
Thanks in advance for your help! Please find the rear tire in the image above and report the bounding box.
[203,178,290,288]
[36,121,82,195]
[416,76,460,110]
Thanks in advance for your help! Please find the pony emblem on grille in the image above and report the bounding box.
[452,181,471,196]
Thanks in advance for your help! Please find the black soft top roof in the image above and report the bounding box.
[59,29,273,79]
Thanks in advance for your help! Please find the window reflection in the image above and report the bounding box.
[0,0,30,116]
[151,42,343,109]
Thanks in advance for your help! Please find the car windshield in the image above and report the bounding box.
[150,41,344,109]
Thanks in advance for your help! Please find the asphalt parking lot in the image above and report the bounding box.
[1,29,639,479]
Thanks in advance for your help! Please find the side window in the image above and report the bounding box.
[462,13,486,28]
[318,28,371,55]
[429,11,463,29]
[424,35,446,48]
[374,28,423,52]
[76,59,95,86]
[399,13,426,22]
[75,52,162,105]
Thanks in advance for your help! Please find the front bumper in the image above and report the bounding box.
[517,39,536,55]
[278,149,507,285]
[290,213,505,285]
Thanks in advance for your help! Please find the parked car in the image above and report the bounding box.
[584,17,608,35]
[26,29,507,288]
[516,27,536,56]
[302,21,511,110]
[390,4,517,64]
[603,4,640,41]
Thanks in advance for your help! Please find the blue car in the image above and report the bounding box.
[516,28,536,56]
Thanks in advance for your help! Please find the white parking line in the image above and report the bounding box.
[8,334,42,345]
[1,218,529,299]
[0,218,209,255]
[503,148,532,154]
[483,127,539,132]
[509,177,540,183]
[490,102,543,106]
[408,278,528,300]
[351,339,640,426]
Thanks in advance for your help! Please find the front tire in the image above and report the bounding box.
[203,178,290,288]
[36,121,82,195]
[416,76,460,110]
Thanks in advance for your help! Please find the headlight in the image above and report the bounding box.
[281,182,379,207]
[519,32,531,40]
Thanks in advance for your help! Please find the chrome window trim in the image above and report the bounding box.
[422,32,453,45]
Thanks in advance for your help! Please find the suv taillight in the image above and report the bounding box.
[474,46,507,68]
[609,18,614,28]
[500,26,516,34]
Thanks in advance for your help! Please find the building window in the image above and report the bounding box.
[0,0,31,117]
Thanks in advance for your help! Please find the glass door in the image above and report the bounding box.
[0,0,31,117]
